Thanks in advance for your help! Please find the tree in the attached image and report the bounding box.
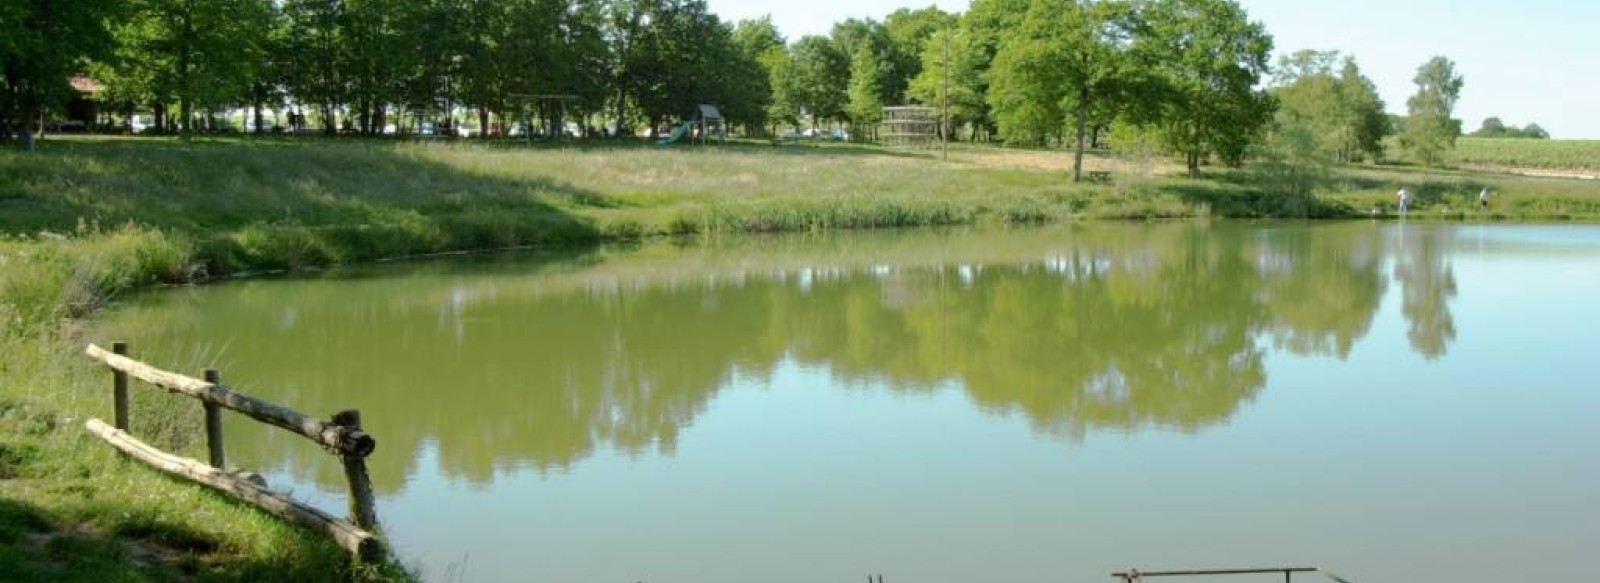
[1137,0,1275,178]
[115,0,275,135]
[2,0,122,149]
[907,28,984,141]
[1472,117,1549,139]
[846,42,886,139]
[881,7,957,105]
[988,0,1135,180]
[1270,50,1388,163]
[1474,116,1507,137]
[788,35,848,129]
[1400,55,1464,166]
[1339,58,1390,161]
[280,0,348,135]
[958,0,1031,140]
[731,17,785,135]
[760,44,800,132]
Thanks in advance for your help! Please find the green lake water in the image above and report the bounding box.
[97,222,1599,583]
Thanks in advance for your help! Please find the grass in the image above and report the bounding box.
[3,135,1599,581]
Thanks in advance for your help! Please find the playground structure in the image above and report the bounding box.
[658,104,726,146]
[880,106,938,148]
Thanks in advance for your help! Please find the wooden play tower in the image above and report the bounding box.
[879,106,938,148]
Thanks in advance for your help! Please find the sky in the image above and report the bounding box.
[705,0,1600,139]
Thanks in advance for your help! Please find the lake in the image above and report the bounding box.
[97,222,1600,583]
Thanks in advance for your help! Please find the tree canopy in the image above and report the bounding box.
[2,0,123,149]
[1401,55,1466,166]
[1472,117,1549,139]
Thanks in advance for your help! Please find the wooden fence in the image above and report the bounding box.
[1112,567,1349,583]
[84,342,383,562]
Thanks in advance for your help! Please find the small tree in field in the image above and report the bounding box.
[1400,56,1464,166]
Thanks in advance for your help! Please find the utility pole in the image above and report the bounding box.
[942,30,950,162]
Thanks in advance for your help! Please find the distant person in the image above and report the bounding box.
[1397,187,1412,214]
[1480,187,1491,210]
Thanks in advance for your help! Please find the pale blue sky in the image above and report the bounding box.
[706,0,1600,138]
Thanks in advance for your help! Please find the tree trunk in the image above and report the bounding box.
[323,102,336,136]
[254,99,265,136]
[479,108,489,139]
[19,103,39,151]
[1072,87,1089,182]
[1188,152,1201,179]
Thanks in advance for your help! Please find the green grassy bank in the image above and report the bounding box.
[3,136,1599,581]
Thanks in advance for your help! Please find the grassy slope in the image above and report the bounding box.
[3,136,1599,581]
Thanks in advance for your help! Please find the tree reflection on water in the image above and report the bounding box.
[104,223,1461,492]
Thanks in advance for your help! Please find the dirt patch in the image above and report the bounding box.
[954,148,1180,176]
[1461,164,1599,180]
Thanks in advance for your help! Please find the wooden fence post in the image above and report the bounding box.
[333,409,378,532]
[203,369,225,469]
[113,342,130,430]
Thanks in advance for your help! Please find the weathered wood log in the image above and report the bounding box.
[113,342,130,430]
[203,369,226,469]
[85,344,375,458]
[333,410,379,530]
[86,418,383,562]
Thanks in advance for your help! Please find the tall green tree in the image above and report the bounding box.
[788,35,848,128]
[988,0,1135,180]
[759,45,799,132]
[1137,0,1275,177]
[280,0,347,134]
[846,41,886,139]
[1400,55,1464,166]
[2,0,122,149]
[117,0,275,134]
[1339,58,1390,161]
[341,0,407,134]
[614,0,761,134]
[957,0,1030,140]
[881,7,957,104]
[907,28,984,141]
[1270,50,1388,163]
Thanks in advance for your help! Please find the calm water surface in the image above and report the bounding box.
[99,223,1600,583]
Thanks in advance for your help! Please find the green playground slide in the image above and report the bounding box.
[655,122,694,146]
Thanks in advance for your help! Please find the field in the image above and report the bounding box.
[4,135,1600,581]
[1446,137,1600,172]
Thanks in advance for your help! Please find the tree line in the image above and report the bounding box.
[5,0,1472,174]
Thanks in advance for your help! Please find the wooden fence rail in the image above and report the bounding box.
[1112,567,1338,583]
[84,342,382,562]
